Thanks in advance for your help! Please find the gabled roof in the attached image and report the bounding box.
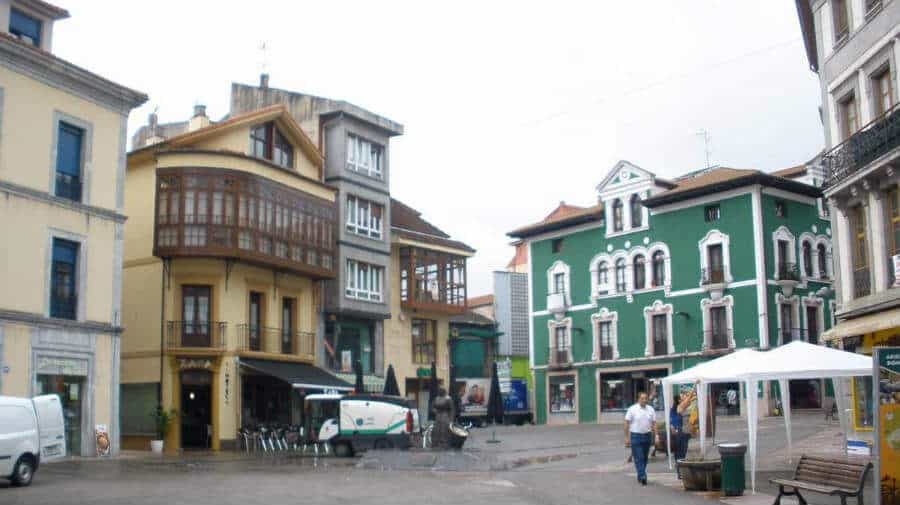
[507,242,528,269]
[507,203,604,239]
[595,160,676,194]
[642,166,822,208]
[128,105,324,169]
[770,164,808,179]
[390,199,475,253]
[467,295,494,308]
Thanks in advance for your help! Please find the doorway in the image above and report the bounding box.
[37,374,84,456]
[180,370,212,449]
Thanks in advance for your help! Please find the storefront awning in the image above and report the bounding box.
[456,329,503,338]
[240,358,353,391]
[822,307,900,341]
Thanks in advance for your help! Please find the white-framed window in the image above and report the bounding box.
[802,294,826,344]
[346,195,383,239]
[643,300,674,356]
[775,293,801,346]
[345,259,383,302]
[815,239,832,279]
[547,317,573,366]
[701,295,735,350]
[591,308,619,361]
[698,229,732,285]
[799,233,816,280]
[773,226,797,280]
[346,134,384,179]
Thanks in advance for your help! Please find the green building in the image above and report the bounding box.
[508,161,835,425]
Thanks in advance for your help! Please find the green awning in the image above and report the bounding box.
[456,329,503,338]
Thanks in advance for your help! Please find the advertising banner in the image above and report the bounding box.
[875,347,900,505]
[454,378,491,416]
[497,359,512,394]
[95,424,110,457]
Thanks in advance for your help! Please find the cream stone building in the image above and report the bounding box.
[120,105,350,452]
[0,0,147,456]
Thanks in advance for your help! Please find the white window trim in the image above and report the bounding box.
[45,227,88,321]
[698,229,733,285]
[547,260,571,302]
[345,259,383,302]
[643,300,674,356]
[775,293,801,345]
[346,134,383,179]
[799,232,817,281]
[345,195,383,240]
[590,308,619,361]
[589,253,614,298]
[773,226,797,280]
[49,111,94,206]
[814,236,833,280]
[547,317,573,364]
[613,253,630,297]
[700,295,735,350]
[604,192,650,238]
[647,242,672,294]
[801,294,826,344]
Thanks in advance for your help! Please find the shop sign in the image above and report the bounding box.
[875,346,900,505]
[35,357,87,376]
[454,378,491,415]
[496,359,512,394]
[416,367,432,378]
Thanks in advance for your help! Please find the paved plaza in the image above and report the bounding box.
[1,412,870,505]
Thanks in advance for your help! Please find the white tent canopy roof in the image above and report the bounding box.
[735,340,872,381]
[661,348,763,386]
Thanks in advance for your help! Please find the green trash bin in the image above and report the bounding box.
[717,443,747,497]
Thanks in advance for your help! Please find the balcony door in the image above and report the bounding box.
[652,314,668,356]
[710,306,728,350]
[780,304,794,345]
[182,286,211,347]
[281,298,295,354]
[806,306,819,344]
[707,244,724,283]
[248,292,262,351]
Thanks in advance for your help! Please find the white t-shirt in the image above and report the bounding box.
[625,403,656,434]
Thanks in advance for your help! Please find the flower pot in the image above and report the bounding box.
[678,458,721,491]
[150,440,164,454]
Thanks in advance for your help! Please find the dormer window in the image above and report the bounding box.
[10,8,42,47]
[250,122,293,168]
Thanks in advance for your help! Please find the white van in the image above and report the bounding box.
[0,395,66,486]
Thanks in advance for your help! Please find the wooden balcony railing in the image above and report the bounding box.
[153,167,337,279]
[399,246,467,314]
[550,346,572,367]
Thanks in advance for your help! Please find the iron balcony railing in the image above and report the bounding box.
[50,293,77,320]
[704,329,733,350]
[854,268,872,298]
[701,267,726,285]
[166,321,226,349]
[550,346,572,367]
[236,324,315,356]
[55,173,82,202]
[778,327,808,346]
[776,262,801,282]
[823,102,900,189]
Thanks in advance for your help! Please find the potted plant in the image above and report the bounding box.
[150,407,177,454]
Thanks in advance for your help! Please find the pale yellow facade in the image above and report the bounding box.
[0,1,146,457]
[120,106,339,451]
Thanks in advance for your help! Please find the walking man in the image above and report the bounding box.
[625,392,656,485]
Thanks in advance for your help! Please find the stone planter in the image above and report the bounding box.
[678,458,721,491]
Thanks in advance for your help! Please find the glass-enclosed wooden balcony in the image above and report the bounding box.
[399,246,467,314]
[153,167,336,279]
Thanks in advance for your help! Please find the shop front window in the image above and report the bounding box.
[38,375,83,456]
[549,375,576,414]
[601,376,627,411]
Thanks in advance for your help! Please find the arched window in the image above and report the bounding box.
[802,241,813,277]
[630,194,643,228]
[612,199,623,232]
[652,250,666,287]
[633,255,646,290]
[597,261,609,285]
[817,243,828,278]
[615,258,626,292]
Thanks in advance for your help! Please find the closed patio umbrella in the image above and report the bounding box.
[383,364,400,396]
[487,361,504,424]
[354,360,365,394]
[427,361,438,421]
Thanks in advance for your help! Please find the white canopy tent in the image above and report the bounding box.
[660,342,873,493]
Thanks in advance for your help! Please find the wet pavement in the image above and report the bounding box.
[1,412,867,505]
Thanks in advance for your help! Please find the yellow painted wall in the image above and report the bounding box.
[93,334,112,429]
[122,159,157,264]
[0,66,125,210]
[383,244,452,396]
[1,323,33,396]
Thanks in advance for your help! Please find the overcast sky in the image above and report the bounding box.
[53,0,823,297]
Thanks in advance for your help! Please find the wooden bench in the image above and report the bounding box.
[770,454,872,505]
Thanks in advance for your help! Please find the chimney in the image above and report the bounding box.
[188,104,210,132]
[260,73,269,89]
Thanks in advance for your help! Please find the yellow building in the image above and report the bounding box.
[386,200,474,419]
[121,105,351,451]
[0,1,147,456]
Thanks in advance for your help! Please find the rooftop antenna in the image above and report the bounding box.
[696,129,712,169]
[258,41,270,75]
